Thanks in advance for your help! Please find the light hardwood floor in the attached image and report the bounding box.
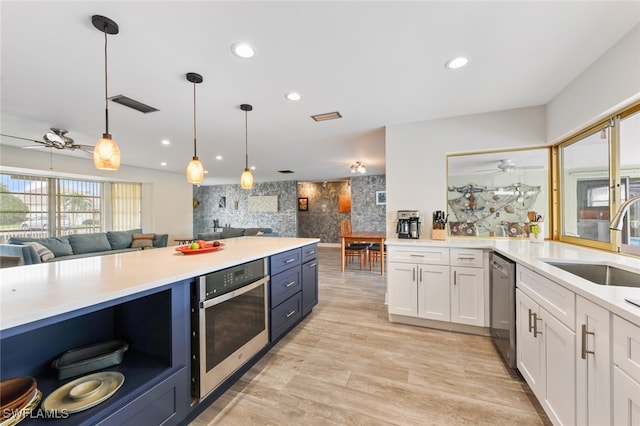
[192,246,550,425]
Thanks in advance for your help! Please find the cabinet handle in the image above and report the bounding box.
[581,324,595,359]
[419,268,423,283]
[308,263,317,267]
[533,314,543,338]
[410,254,425,258]
[285,281,296,288]
[453,270,457,285]
[285,258,296,264]
[528,309,534,333]
[307,250,315,255]
[413,267,416,282]
[285,310,296,318]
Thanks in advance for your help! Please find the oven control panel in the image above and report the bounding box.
[200,258,266,300]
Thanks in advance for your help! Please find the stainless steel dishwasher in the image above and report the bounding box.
[490,251,516,369]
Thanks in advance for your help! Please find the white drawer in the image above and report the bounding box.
[387,246,449,265]
[450,248,484,268]
[516,264,575,330]
[613,315,640,383]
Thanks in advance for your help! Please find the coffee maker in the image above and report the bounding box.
[397,210,420,239]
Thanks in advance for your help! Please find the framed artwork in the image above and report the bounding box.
[375,191,386,205]
[219,196,226,208]
[298,197,308,211]
[338,194,351,213]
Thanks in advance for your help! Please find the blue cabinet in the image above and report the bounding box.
[302,244,318,316]
[268,244,318,342]
[0,281,191,425]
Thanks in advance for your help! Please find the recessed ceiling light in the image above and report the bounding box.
[161,140,170,145]
[216,155,222,160]
[160,162,167,166]
[231,42,254,58]
[204,170,209,174]
[250,166,256,170]
[285,92,301,101]
[445,56,470,69]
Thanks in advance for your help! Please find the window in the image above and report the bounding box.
[0,173,141,242]
[557,102,640,255]
[559,123,611,246]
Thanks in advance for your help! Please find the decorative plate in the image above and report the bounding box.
[42,371,124,414]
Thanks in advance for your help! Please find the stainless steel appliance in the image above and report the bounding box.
[397,210,420,239]
[191,258,269,400]
[490,252,516,369]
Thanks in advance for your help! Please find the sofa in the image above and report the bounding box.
[196,227,278,241]
[0,229,168,266]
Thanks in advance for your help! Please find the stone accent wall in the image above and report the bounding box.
[193,181,298,237]
[351,174,386,232]
[297,175,386,243]
[194,175,386,242]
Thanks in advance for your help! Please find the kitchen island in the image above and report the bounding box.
[0,236,319,425]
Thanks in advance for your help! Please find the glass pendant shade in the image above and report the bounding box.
[240,168,254,189]
[94,133,121,170]
[186,156,204,184]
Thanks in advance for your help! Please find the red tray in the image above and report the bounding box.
[175,242,224,254]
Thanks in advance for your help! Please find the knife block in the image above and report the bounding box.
[431,229,447,240]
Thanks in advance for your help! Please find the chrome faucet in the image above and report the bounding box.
[609,194,640,230]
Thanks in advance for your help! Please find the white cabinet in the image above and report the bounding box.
[388,262,418,316]
[451,266,484,326]
[388,246,487,329]
[388,247,449,319]
[417,265,450,321]
[516,265,576,426]
[576,296,610,426]
[612,315,640,425]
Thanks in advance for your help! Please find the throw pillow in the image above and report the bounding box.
[131,233,155,249]
[23,241,55,262]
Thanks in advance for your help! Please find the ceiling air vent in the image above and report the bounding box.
[278,170,295,174]
[311,111,342,122]
[109,95,159,113]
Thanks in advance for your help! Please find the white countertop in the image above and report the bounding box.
[0,237,319,332]
[386,238,640,325]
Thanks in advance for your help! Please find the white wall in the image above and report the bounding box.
[0,145,193,243]
[547,24,640,143]
[385,106,546,237]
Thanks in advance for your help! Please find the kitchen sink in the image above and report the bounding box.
[544,261,640,288]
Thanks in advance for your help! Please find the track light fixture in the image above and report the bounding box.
[351,161,366,174]
[92,15,121,171]
[240,104,254,189]
[186,73,204,184]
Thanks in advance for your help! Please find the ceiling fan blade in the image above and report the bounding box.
[1,133,41,143]
[22,144,49,149]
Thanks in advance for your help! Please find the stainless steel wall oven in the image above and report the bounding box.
[191,258,269,401]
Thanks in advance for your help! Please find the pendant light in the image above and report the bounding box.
[240,104,254,189]
[92,15,121,171]
[186,72,204,184]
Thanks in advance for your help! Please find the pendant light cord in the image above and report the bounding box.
[103,30,109,135]
[193,82,197,158]
[245,109,249,169]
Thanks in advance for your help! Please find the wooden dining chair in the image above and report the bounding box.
[340,220,368,270]
[368,242,386,271]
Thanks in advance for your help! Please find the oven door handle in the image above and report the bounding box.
[201,275,270,309]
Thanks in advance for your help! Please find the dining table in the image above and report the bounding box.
[341,231,386,275]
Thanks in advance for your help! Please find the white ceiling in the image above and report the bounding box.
[1,1,639,184]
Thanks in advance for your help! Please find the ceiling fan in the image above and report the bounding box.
[1,128,93,155]
[473,159,544,174]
